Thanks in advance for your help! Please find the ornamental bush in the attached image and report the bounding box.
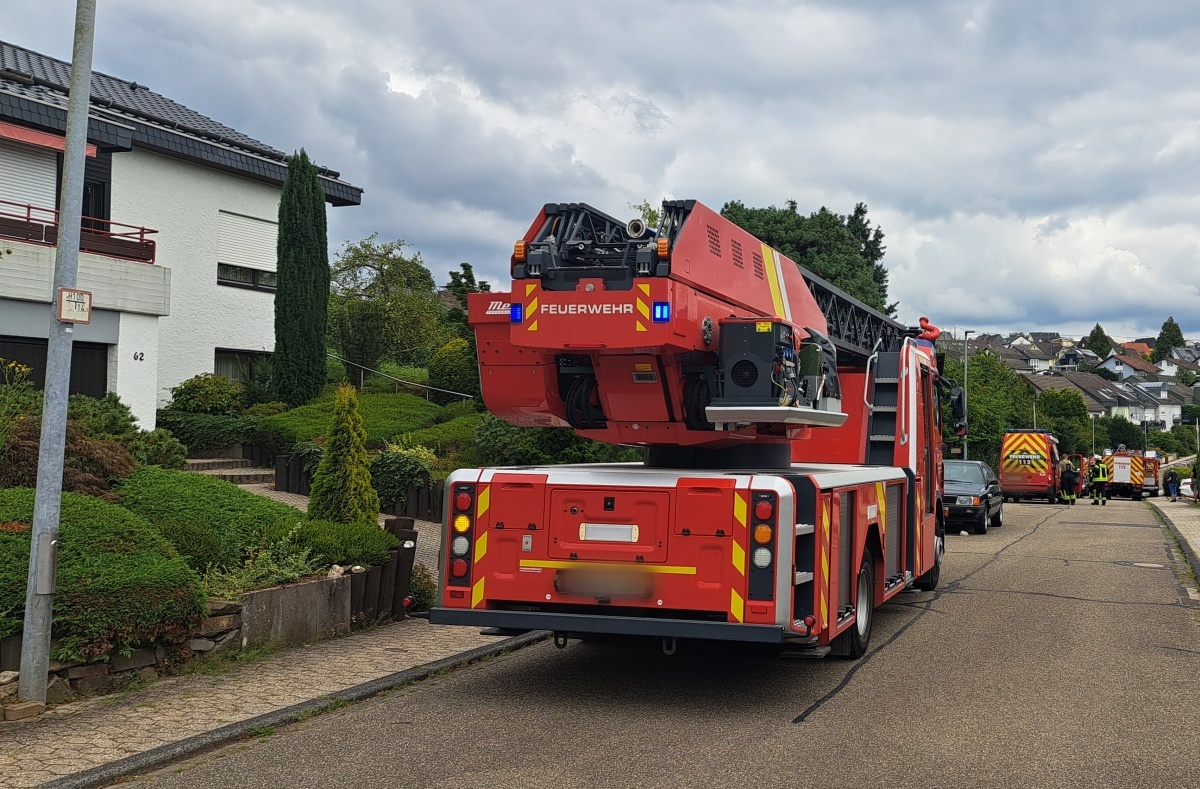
[256,390,440,450]
[0,420,137,500]
[156,410,258,451]
[166,372,245,415]
[307,385,380,525]
[370,444,436,507]
[0,487,206,661]
[259,517,399,568]
[427,338,479,405]
[125,428,188,469]
[117,466,303,568]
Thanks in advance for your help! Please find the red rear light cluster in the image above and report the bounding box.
[748,491,778,602]
[448,485,475,587]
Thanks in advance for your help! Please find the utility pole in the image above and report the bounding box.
[963,330,974,460]
[18,0,97,706]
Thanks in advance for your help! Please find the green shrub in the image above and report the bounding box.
[397,414,483,456]
[156,518,224,572]
[293,440,326,474]
[68,392,140,441]
[126,429,188,469]
[201,526,323,598]
[256,390,441,449]
[308,385,380,524]
[0,421,137,499]
[0,488,205,660]
[117,466,303,567]
[407,562,436,612]
[243,401,290,418]
[428,338,479,405]
[166,372,244,415]
[370,444,436,506]
[474,413,643,466]
[1,358,41,449]
[260,517,398,567]
[156,411,258,451]
[432,398,480,424]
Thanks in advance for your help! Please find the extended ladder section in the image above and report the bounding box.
[867,352,902,466]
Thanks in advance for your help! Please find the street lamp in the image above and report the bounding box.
[963,330,975,460]
[1090,413,1097,455]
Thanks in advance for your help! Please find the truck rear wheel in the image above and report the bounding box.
[832,552,874,659]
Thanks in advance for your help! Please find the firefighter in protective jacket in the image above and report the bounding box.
[1089,456,1110,505]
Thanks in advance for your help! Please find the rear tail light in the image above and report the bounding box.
[447,484,477,588]
[748,491,778,602]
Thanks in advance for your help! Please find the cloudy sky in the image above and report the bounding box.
[9,0,1200,342]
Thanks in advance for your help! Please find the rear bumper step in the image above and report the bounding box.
[430,608,791,643]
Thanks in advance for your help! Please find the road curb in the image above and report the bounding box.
[1149,502,1200,583]
[41,630,550,789]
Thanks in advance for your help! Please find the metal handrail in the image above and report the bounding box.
[327,353,474,401]
[0,196,158,263]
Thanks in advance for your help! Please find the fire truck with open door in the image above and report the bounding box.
[430,200,958,658]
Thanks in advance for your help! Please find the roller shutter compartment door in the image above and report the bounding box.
[0,138,57,212]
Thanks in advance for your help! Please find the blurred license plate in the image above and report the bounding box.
[579,523,639,542]
[555,570,653,598]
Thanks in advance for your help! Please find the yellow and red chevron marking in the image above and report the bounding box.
[524,283,539,331]
[635,283,651,333]
[731,491,748,578]
[1001,434,1051,472]
[819,498,831,630]
[470,485,491,608]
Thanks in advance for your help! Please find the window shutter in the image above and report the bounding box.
[0,138,57,212]
[217,210,278,272]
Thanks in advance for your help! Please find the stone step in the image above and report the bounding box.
[184,458,253,471]
[192,467,276,484]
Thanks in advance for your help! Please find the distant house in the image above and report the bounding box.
[0,41,362,427]
[1007,333,1032,348]
[1157,357,1200,380]
[1098,352,1159,381]
[1169,345,1200,365]
[1024,342,1056,372]
[1120,341,1152,359]
[1029,331,1061,344]
[1053,346,1100,370]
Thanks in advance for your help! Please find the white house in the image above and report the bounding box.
[1097,352,1160,382]
[0,41,361,428]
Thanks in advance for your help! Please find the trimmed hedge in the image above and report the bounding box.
[156,410,259,452]
[256,390,441,449]
[0,488,206,661]
[260,517,399,568]
[117,466,303,568]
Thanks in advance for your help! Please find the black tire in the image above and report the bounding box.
[973,511,988,535]
[990,503,1004,528]
[832,552,874,659]
[1133,492,1143,501]
[914,526,944,591]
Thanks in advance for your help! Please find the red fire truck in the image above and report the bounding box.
[430,200,958,658]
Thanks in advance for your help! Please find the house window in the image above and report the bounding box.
[217,263,276,292]
[214,349,271,383]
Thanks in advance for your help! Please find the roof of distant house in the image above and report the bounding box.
[1107,353,1160,374]
[0,40,361,206]
[1120,342,1152,358]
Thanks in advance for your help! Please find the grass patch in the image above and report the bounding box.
[257,391,442,449]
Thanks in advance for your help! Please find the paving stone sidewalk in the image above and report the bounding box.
[0,483,480,787]
[1152,493,1200,585]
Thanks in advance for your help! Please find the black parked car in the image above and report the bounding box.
[944,460,1004,535]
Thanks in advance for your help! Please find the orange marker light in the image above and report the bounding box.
[513,241,528,262]
[753,524,773,544]
[656,238,670,259]
[453,515,471,534]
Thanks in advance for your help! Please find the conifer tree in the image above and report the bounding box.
[307,384,380,524]
[273,149,329,406]
[1152,316,1185,363]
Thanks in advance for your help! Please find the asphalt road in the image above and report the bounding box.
[129,499,1200,789]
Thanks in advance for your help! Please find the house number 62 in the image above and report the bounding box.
[133,352,145,361]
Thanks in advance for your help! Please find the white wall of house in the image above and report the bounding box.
[110,148,281,405]
[113,312,161,429]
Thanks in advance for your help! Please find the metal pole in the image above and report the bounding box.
[1091,414,1096,455]
[963,330,974,460]
[18,0,97,706]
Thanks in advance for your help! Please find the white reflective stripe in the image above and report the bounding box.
[769,249,793,322]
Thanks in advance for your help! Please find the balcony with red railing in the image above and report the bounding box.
[0,197,158,264]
